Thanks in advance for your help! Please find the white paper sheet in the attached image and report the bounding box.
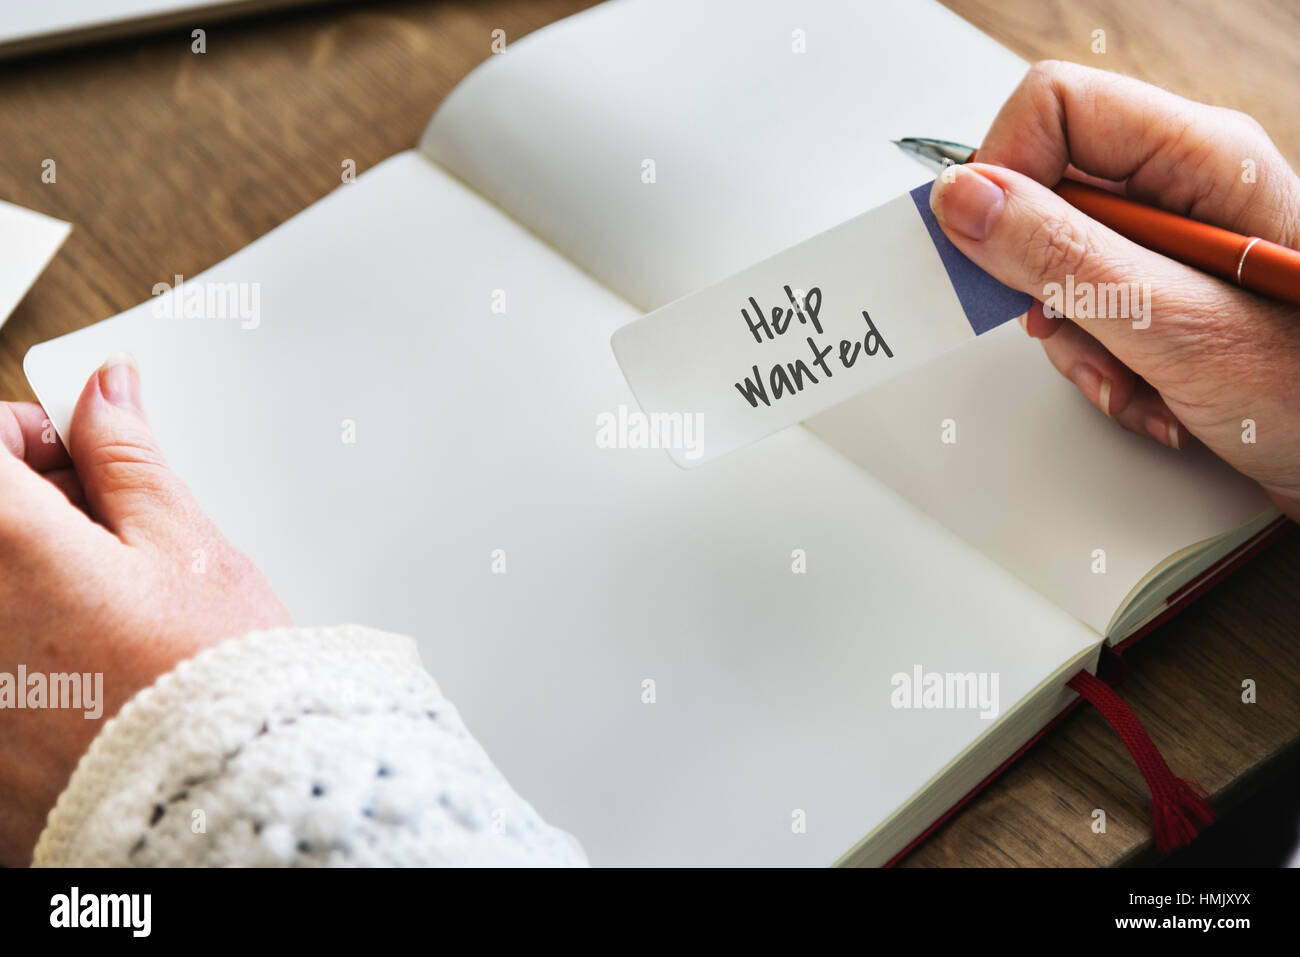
[0,199,69,330]
[612,187,1029,465]
[422,0,1028,313]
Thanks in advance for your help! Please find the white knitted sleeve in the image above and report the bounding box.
[32,626,588,867]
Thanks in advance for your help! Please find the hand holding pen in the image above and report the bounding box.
[914,60,1300,521]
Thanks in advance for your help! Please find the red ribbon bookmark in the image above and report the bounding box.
[1066,669,1215,853]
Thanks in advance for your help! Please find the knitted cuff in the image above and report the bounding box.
[32,625,429,866]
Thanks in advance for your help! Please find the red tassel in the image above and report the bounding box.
[1151,778,1215,852]
[1066,670,1215,853]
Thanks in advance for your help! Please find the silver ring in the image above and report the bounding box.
[1236,236,1262,285]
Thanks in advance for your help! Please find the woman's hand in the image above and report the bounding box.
[928,60,1300,521]
[0,355,290,865]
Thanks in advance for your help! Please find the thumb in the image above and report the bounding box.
[68,354,199,545]
[928,163,1235,374]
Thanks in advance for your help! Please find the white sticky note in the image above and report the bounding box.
[610,182,1030,467]
[0,199,70,330]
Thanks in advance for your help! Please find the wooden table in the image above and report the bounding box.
[0,0,1295,866]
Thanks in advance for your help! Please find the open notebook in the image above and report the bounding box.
[24,0,1280,866]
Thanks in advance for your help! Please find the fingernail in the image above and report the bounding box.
[1069,363,1110,416]
[929,166,1005,241]
[98,353,141,412]
[1017,313,1028,333]
[1145,412,1183,450]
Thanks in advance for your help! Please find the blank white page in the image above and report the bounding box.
[809,327,1272,634]
[423,0,1026,313]
[25,152,1099,865]
[421,0,1275,632]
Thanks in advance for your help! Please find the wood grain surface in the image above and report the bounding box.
[0,0,1295,867]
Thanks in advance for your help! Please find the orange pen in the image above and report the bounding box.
[895,137,1300,306]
